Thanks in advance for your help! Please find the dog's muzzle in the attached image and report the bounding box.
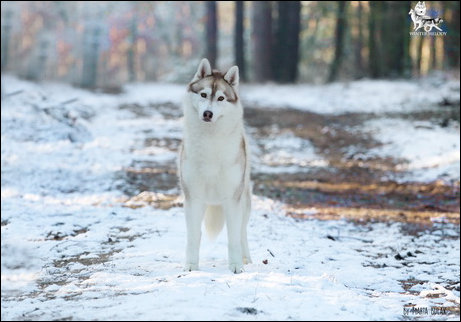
[202,110,213,122]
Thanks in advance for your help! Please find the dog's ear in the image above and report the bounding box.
[224,66,239,87]
[192,58,212,82]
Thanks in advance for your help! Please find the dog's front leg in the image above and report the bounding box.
[224,200,244,273]
[184,199,205,271]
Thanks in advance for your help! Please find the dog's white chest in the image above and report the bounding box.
[182,134,243,203]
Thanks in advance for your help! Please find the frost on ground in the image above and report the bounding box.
[1,75,460,320]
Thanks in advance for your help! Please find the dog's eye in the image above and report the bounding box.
[217,96,224,101]
[200,93,207,98]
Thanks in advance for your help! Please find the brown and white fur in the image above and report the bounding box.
[178,58,252,273]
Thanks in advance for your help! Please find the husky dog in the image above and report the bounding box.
[178,58,252,274]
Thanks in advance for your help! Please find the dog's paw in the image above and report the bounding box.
[184,263,199,272]
[229,263,244,274]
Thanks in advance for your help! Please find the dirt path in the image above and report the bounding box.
[118,102,460,227]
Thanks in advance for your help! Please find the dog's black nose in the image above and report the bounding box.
[203,110,213,122]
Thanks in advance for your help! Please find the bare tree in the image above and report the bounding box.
[430,36,437,70]
[368,1,382,78]
[382,1,410,77]
[367,1,411,78]
[328,1,348,82]
[206,1,217,66]
[252,1,272,82]
[81,6,103,88]
[444,1,460,69]
[26,3,55,81]
[127,3,138,82]
[273,1,301,83]
[354,1,364,79]
[1,5,14,71]
[415,36,424,76]
[234,1,246,81]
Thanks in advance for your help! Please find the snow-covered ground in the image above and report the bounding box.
[251,131,328,174]
[241,77,460,114]
[1,75,460,320]
[364,118,460,183]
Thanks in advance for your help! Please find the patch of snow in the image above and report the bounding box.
[2,194,459,320]
[251,131,328,174]
[241,78,459,115]
[364,118,460,183]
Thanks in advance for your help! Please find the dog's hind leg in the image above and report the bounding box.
[241,189,252,265]
[184,199,206,271]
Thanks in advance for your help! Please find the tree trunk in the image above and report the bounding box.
[402,1,412,77]
[368,1,381,78]
[354,1,364,79]
[81,15,102,88]
[430,36,437,70]
[252,1,272,82]
[206,1,218,67]
[383,1,410,77]
[416,36,424,76]
[27,7,53,81]
[273,1,301,83]
[1,8,14,71]
[444,1,460,69]
[127,7,137,82]
[234,1,246,81]
[328,1,348,82]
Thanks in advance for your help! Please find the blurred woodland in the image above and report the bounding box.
[1,1,460,90]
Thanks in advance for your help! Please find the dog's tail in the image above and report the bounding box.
[204,205,225,240]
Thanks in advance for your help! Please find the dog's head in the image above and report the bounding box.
[187,58,240,124]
